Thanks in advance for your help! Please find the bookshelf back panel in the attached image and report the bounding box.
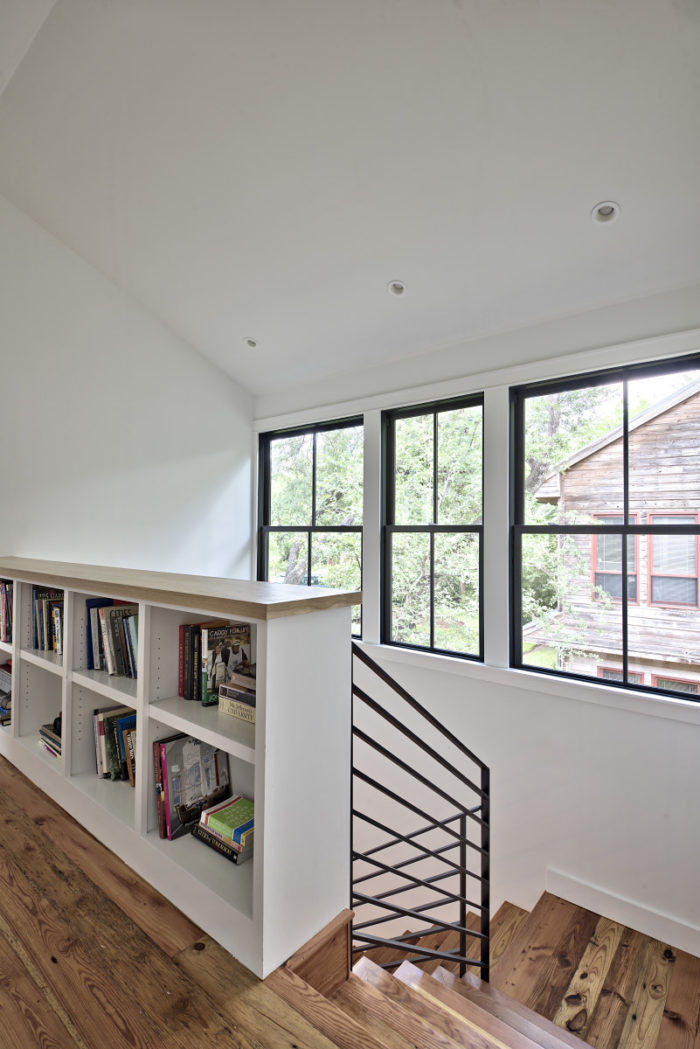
[18,660,62,738]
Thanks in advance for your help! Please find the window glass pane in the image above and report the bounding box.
[524,383,623,525]
[394,415,433,525]
[315,426,364,526]
[651,531,696,576]
[654,677,699,695]
[600,668,642,684]
[628,368,700,514]
[311,532,362,631]
[270,434,313,526]
[650,577,697,605]
[390,532,430,647]
[436,405,482,525]
[433,533,479,656]
[266,532,309,585]
[521,533,622,678]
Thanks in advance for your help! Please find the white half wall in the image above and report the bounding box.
[0,194,253,576]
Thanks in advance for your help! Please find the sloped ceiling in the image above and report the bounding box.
[0,0,699,396]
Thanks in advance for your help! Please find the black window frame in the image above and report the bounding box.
[511,352,700,700]
[257,416,364,633]
[381,393,484,660]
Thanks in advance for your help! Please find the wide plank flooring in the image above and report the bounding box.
[0,755,335,1049]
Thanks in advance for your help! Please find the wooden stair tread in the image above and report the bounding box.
[486,902,530,976]
[267,964,392,1049]
[331,973,465,1049]
[432,967,586,1049]
[394,960,566,1049]
[491,891,600,1017]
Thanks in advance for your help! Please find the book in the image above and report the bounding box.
[178,624,185,697]
[40,720,62,751]
[96,704,132,777]
[0,581,12,643]
[182,624,193,699]
[0,663,12,692]
[159,735,231,840]
[201,622,252,706]
[153,732,184,838]
[103,706,135,780]
[190,822,253,864]
[192,627,202,702]
[219,683,255,703]
[116,711,137,778]
[123,727,136,787]
[218,695,256,724]
[86,598,114,670]
[227,666,256,692]
[201,794,254,845]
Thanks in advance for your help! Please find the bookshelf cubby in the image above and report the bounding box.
[0,556,359,978]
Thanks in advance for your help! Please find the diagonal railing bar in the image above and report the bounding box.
[357,807,476,861]
[351,643,490,979]
[353,644,487,770]
[352,932,483,968]
[351,846,479,904]
[354,684,485,799]
[354,725,488,830]
[352,891,485,926]
[353,768,488,856]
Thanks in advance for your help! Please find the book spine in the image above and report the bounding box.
[218,696,256,723]
[191,823,246,863]
[193,627,202,703]
[178,624,184,697]
[112,613,127,677]
[153,739,166,838]
[128,616,139,678]
[160,741,172,839]
[183,625,192,699]
[99,608,115,675]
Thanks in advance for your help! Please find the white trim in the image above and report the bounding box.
[356,640,700,728]
[254,327,700,431]
[546,869,700,956]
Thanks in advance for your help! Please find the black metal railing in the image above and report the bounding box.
[351,643,490,979]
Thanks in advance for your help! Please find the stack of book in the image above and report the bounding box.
[192,794,254,864]
[0,581,12,642]
[39,717,62,759]
[153,733,231,840]
[0,660,11,725]
[93,705,137,784]
[87,599,138,678]
[32,586,64,655]
[177,620,252,704]
[218,666,256,724]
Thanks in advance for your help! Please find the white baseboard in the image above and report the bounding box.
[546,869,700,957]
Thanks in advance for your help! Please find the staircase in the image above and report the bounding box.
[267,892,699,1049]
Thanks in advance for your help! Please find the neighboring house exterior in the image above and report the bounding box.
[527,381,700,694]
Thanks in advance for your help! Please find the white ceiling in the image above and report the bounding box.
[1,0,699,397]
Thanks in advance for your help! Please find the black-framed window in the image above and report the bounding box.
[512,353,700,699]
[382,395,483,659]
[257,417,363,634]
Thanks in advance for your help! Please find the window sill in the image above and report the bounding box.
[355,641,700,728]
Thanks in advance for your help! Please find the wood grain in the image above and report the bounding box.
[285,908,352,994]
[0,555,360,619]
[266,964,389,1049]
[616,938,676,1049]
[432,967,587,1049]
[0,757,202,956]
[659,947,700,1049]
[177,936,344,1049]
[585,927,647,1049]
[552,915,625,1038]
[332,974,460,1049]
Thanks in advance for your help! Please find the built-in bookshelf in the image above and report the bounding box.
[0,556,359,978]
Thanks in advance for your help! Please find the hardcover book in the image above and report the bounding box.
[159,735,231,840]
[201,622,252,706]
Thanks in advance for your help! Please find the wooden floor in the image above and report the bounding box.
[0,754,338,1049]
[1,750,699,1049]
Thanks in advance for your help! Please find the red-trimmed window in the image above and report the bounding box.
[597,666,643,685]
[652,675,699,695]
[649,514,699,607]
[593,516,638,601]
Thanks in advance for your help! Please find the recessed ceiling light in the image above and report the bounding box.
[387,280,407,296]
[591,201,620,224]
[243,337,258,349]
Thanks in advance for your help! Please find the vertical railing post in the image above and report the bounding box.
[459,811,467,977]
[480,766,490,983]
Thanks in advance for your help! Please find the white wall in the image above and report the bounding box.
[0,194,253,576]
[258,325,700,954]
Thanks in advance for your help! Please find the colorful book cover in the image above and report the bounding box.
[190,822,253,864]
[160,735,231,840]
[201,622,252,706]
[202,795,254,844]
[85,598,113,670]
